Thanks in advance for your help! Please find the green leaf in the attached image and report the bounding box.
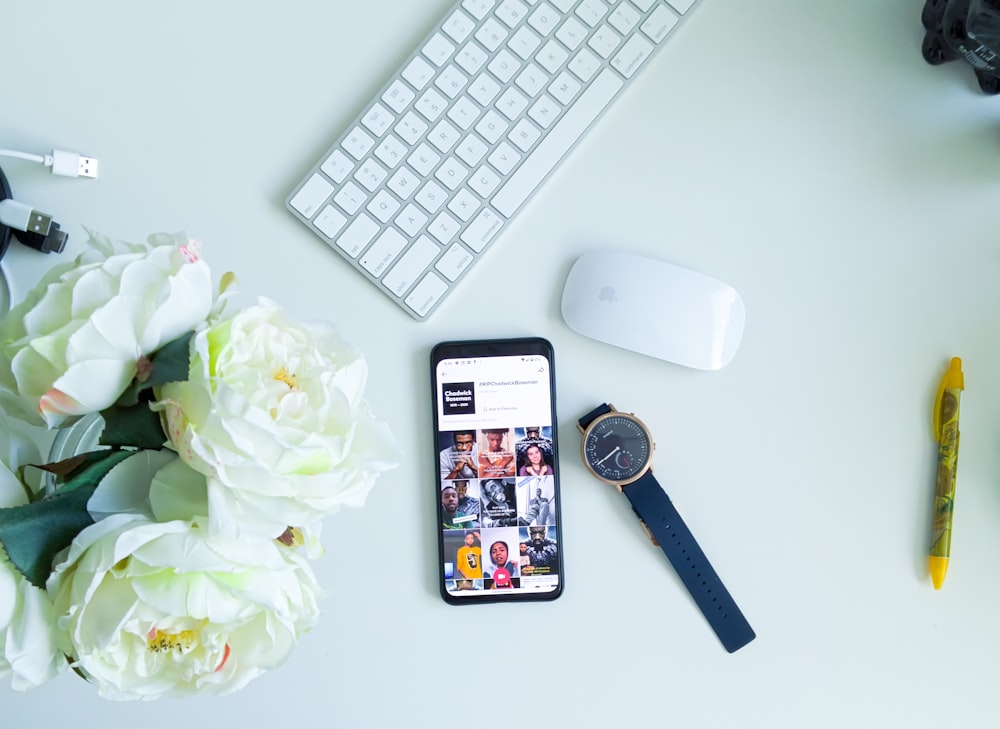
[115,331,195,407]
[99,402,166,450]
[1,449,137,587]
[0,486,96,588]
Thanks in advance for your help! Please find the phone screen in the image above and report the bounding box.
[430,337,563,603]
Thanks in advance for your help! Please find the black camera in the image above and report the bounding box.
[922,0,1000,93]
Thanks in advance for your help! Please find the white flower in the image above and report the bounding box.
[0,231,214,428]
[47,513,322,701]
[154,298,399,538]
[0,414,64,690]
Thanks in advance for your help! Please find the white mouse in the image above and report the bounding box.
[560,250,745,371]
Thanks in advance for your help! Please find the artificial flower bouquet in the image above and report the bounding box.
[0,232,398,700]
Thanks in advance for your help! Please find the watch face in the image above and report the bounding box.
[582,413,653,484]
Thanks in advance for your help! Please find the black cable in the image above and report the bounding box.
[0,164,12,261]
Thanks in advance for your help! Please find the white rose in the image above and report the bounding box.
[154,298,399,538]
[0,414,64,690]
[0,231,214,428]
[47,513,322,700]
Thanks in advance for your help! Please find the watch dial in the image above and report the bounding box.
[583,414,652,483]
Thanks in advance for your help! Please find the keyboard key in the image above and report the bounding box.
[436,243,474,281]
[536,39,569,73]
[396,112,429,144]
[402,56,435,89]
[367,190,401,222]
[456,133,489,165]
[469,165,502,197]
[435,156,469,189]
[360,228,409,277]
[568,47,601,81]
[461,208,503,252]
[354,160,389,191]
[336,214,380,258]
[497,88,529,120]
[383,236,440,296]
[361,102,394,136]
[456,41,490,74]
[416,180,448,213]
[628,0,656,10]
[409,143,441,176]
[611,34,655,78]
[429,120,462,153]
[491,68,623,217]
[314,205,347,238]
[388,167,420,199]
[575,0,608,27]
[334,181,367,215]
[667,0,696,13]
[548,71,582,104]
[320,150,354,183]
[374,134,408,168]
[509,27,542,59]
[496,0,530,28]
[489,141,522,174]
[429,211,461,243]
[588,24,622,58]
[549,0,576,10]
[435,64,469,98]
[343,127,375,160]
[396,203,429,235]
[423,33,456,66]
[555,16,588,50]
[289,174,332,217]
[528,94,561,127]
[447,97,482,130]
[442,9,476,42]
[608,2,641,34]
[515,63,548,96]
[469,73,503,106]
[476,18,509,52]
[488,49,522,83]
[415,89,448,121]
[642,5,679,42]
[448,188,482,221]
[528,3,561,36]
[405,273,449,317]
[476,109,509,143]
[382,81,416,114]
[508,119,541,152]
[463,0,497,21]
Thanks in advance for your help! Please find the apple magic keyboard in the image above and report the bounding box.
[287,0,701,320]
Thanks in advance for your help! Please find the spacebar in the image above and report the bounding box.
[491,68,625,218]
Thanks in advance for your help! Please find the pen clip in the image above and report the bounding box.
[933,357,964,442]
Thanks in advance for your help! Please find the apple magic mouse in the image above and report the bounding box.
[560,250,745,370]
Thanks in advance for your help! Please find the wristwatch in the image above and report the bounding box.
[577,403,756,653]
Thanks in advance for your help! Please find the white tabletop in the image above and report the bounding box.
[3,0,1000,725]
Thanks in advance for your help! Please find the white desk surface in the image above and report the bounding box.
[4,0,1000,725]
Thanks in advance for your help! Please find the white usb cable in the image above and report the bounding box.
[0,148,98,178]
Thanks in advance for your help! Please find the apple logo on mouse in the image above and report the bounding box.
[598,285,617,303]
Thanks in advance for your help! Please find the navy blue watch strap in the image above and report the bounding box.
[577,403,612,429]
[622,471,755,652]
[578,404,755,653]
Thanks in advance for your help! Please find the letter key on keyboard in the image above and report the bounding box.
[287,0,702,320]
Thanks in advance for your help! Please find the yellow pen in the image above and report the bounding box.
[929,357,964,590]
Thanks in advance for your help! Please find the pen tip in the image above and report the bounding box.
[929,556,948,589]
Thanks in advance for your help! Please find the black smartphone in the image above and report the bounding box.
[430,337,563,603]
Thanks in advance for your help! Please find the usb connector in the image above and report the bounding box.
[0,147,99,178]
[49,149,99,179]
[0,199,67,253]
